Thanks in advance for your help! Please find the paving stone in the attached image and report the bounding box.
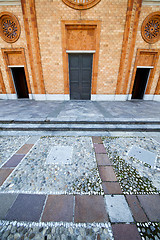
[99,166,117,181]
[105,195,134,223]
[25,136,40,144]
[126,195,148,222]
[137,195,160,222]
[2,154,25,168]
[92,137,102,144]
[0,193,18,219]
[93,144,106,154]
[112,224,141,240]
[0,169,13,186]
[75,195,108,223]
[41,195,74,222]
[102,182,122,194]
[5,194,46,222]
[128,145,157,167]
[96,154,112,166]
[46,146,73,165]
[16,144,34,154]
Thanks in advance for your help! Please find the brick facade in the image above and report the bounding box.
[0,0,160,100]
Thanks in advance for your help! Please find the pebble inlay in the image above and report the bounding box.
[102,137,160,194]
[137,222,160,240]
[0,137,103,195]
[0,136,29,167]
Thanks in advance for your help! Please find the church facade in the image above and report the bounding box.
[0,0,160,101]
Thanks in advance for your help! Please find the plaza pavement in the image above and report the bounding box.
[0,99,160,239]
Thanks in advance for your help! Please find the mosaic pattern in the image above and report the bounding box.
[137,222,160,240]
[0,136,29,167]
[102,137,160,194]
[0,137,102,195]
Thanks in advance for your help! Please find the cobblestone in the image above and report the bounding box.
[102,136,160,193]
[0,137,103,195]
[0,221,113,240]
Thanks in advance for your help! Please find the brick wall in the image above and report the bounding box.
[35,0,128,95]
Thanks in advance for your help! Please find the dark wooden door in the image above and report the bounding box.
[11,67,29,98]
[132,68,150,99]
[69,54,93,100]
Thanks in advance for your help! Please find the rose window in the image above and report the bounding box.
[141,12,160,44]
[62,0,101,10]
[0,12,20,43]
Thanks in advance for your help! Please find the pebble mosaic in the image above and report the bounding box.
[0,136,29,167]
[0,221,114,240]
[102,137,160,194]
[0,137,103,195]
[137,222,160,240]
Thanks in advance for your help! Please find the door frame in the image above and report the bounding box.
[61,20,101,95]
[1,48,31,95]
[129,49,160,95]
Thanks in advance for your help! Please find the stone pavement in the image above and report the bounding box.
[0,99,160,121]
[0,133,160,239]
[0,99,160,239]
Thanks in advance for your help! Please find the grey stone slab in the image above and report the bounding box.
[5,194,46,222]
[128,145,157,167]
[25,136,40,144]
[46,146,73,165]
[0,193,18,219]
[105,195,134,223]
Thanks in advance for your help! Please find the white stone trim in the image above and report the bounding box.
[0,94,8,99]
[91,94,115,101]
[127,94,132,100]
[33,94,46,101]
[46,94,69,101]
[137,66,154,68]
[153,95,160,101]
[66,50,96,54]
[114,94,128,101]
[8,65,24,68]
[143,94,154,100]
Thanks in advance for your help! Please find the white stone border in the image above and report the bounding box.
[0,93,159,101]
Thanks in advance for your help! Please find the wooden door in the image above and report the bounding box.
[69,54,93,100]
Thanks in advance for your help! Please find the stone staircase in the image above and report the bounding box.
[0,119,160,132]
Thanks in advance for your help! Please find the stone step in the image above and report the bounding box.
[0,123,160,131]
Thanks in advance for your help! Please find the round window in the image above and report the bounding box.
[62,0,101,10]
[0,12,21,43]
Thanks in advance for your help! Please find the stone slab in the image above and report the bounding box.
[102,182,122,194]
[25,136,40,144]
[5,194,46,222]
[105,195,134,223]
[99,166,117,181]
[137,195,160,222]
[96,154,112,166]
[0,169,13,186]
[0,193,18,219]
[46,146,73,165]
[93,144,106,154]
[112,224,141,240]
[92,136,103,144]
[126,195,148,222]
[75,195,108,223]
[128,145,157,167]
[16,144,34,154]
[2,154,25,168]
[41,195,74,222]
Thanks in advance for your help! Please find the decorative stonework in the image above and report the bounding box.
[141,12,160,44]
[0,12,20,43]
[62,0,101,10]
